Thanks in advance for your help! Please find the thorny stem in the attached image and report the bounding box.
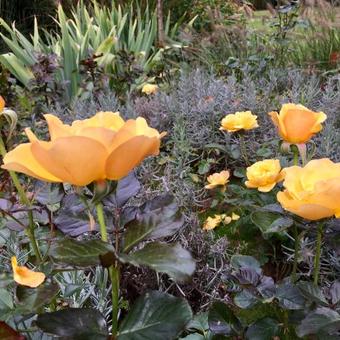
[313,222,324,286]
[96,201,119,336]
[0,135,42,262]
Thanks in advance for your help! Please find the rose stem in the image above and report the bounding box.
[291,146,299,282]
[313,222,324,286]
[291,224,299,282]
[0,135,42,262]
[96,201,119,335]
[239,133,250,165]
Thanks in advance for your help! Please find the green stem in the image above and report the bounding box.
[96,202,108,242]
[239,133,250,166]
[313,222,323,286]
[110,266,119,335]
[95,201,119,335]
[293,148,299,166]
[292,224,299,282]
[0,135,42,262]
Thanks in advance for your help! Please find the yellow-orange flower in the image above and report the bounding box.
[220,111,258,132]
[268,103,327,144]
[245,159,284,192]
[0,95,4,112]
[142,84,158,95]
[11,257,45,288]
[231,212,240,220]
[2,112,165,186]
[203,215,223,230]
[205,170,230,189]
[277,158,340,220]
[203,212,238,230]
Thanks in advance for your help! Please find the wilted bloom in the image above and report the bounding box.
[142,84,158,95]
[277,158,340,220]
[11,256,45,288]
[2,112,165,186]
[205,170,230,189]
[245,159,284,192]
[268,104,327,144]
[220,111,258,132]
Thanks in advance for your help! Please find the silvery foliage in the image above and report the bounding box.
[49,68,340,211]
[130,68,339,153]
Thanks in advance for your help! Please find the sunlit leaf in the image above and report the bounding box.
[49,238,114,267]
[121,242,195,282]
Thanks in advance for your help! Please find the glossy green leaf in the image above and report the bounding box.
[234,290,259,309]
[118,291,192,340]
[180,334,206,340]
[251,211,293,236]
[54,194,98,237]
[122,195,184,252]
[230,255,261,274]
[186,312,209,333]
[36,308,108,340]
[0,289,13,321]
[121,242,195,282]
[50,238,114,267]
[0,274,12,289]
[276,282,305,310]
[296,307,340,337]
[208,302,242,335]
[103,172,140,208]
[34,181,64,207]
[298,281,328,306]
[16,282,59,314]
[245,318,280,340]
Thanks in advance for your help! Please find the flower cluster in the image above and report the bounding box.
[203,103,339,231]
[203,212,240,231]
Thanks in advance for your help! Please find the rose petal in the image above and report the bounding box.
[31,136,108,186]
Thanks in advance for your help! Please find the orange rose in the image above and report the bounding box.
[277,158,340,220]
[245,159,284,192]
[268,104,327,144]
[2,112,165,186]
[220,111,258,133]
[205,170,230,189]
